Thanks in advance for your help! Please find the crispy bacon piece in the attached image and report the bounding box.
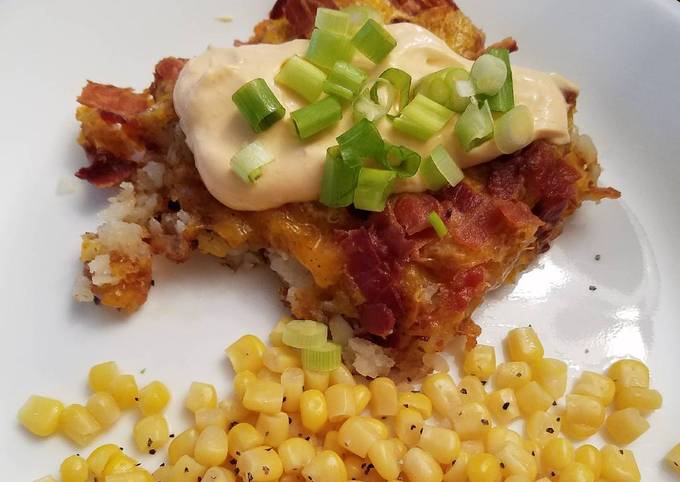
[75,150,137,188]
[389,0,457,16]
[393,193,442,235]
[78,82,150,120]
[271,0,338,37]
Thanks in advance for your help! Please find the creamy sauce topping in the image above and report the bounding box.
[174,23,578,211]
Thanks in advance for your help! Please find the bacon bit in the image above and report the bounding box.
[154,57,187,84]
[78,81,150,119]
[75,150,137,187]
[271,0,337,38]
[478,37,518,57]
[390,0,458,16]
[393,193,443,235]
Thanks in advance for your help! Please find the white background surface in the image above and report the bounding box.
[1,0,679,479]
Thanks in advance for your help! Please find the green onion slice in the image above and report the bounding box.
[306,28,355,71]
[372,68,411,115]
[353,167,397,212]
[282,320,328,349]
[353,79,395,122]
[415,67,470,113]
[393,93,454,141]
[470,53,507,96]
[455,100,494,152]
[230,141,273,183]
[427,211,448,238]
[445,69,473,112]
[486,48,514,112]
[430,144,464,185]
[342,4,384,36]
[275,56,327,103]
[494,105,534,154]
[315,7,350,35]
[381,143,421,178]
[290,96,343,139]
[323,61,367,101]
[351,19,396,64]
[300,341,342,371]
[231,78,286,133]
[337,118,384,163]
[320,146,361,208]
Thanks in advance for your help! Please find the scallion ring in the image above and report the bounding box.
[290,96,343,139]
[314,7,350,35]
[230,141,273,183]
[382,143,421,178]
[337,118,384,163]
[231,78,286,133]
[427,211,448,238]
[373,68,412,114]
[486,47,515,112]
[319,146,362,208]
[351,19,396,64]
[323,61,367,101]
[353,167,397,212]
[341,4,384,36]
[494,105,534,154]
[353,78,395,122]
[274,55,327,103]
[392,93,454,141]
[454,100,495,152]
[306,28,355,71]
[470,53,507,96]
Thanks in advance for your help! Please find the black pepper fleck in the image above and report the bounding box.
[589,285,597,291]
[595,254,601,261]
[480,419,489,425]
[502,402,510,410]
[93,296,101,305]
[149,449,156,455]
[546,427,555,434]
[460,388,468,395]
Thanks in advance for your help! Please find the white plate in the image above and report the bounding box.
[1,0,678,478]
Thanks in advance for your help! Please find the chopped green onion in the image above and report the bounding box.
[455,100,494,152]
[427,211,448,238]
[444,69,473,112]
[373,68,411,114]
[354,167,397,211]
[419,155,447,191]
[306,28,355,71]
[290,96,343,139]
[342,4,384,36]
[337,118,384,163]
[353,79,395,122]
[486,48,514,112]
[351,19,396,63]
[431,144,464,185]
[381,143,421,178]
[454,78,475,98]
[230,141,273,183]
[315,7,350,35]
[282,320,328,349]
[320,146,361,208]
[275,56,327,103]
[393,93,454,141]
[231,78,286,133]
[300,341,342,371]
[416,67,470,113]
[470,53,507,96]
[494,105,534,154]
[323,61,367,101]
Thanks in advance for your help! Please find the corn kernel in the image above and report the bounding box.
[185,382,217,413]
[269,317,290,347]
[324,383,356,422]
[607,359,649,391]
[221,397,252,424]
[194,425,229,466]
[329,364,356,386]
[561,394,605,440]
[464,345,496,380]
[227,422,264,457]
[503,476,533,482]
[86,392,120,428]
[443,450,470,482]
[395,407,424,446]
[133,414,169,452]
[467,452,502,482]
[604,408,650,445]
[234,370,257,401]
[338,416,387,457]
[169,427,199,464]
[494,362,532,390]
[59,403,102,446]
[322,430,346,456]
[486,388,520,425]
[226,335,266,373]
[18,395,63,437]
[614,386,662,411]
[462,439,486,455]
[574,444,601,479]
[108,374,139,409]
[353,384,372,413]
[559,462,595,482]
[451,402,492,441]
[665,443,680,474]
[404,447,443,482]
[152,466,172,482]
[281,367,304,412]
[263,346,301,373]
[102,451,138,476]
[278,437,315,473]
[304,369,330,391]
[572,371,616,406]
[202,467,237,482]
[496,442,537,479]
[342,454,365,480]
[507,327,544,364]
[531,358,567,400]
[485,427,522,455]
[104,469,154,482]
[422,372,461,418]
[399,391,432,419]
[419,426,460,464]
[60,455,89,482]
[87,444,121,476]
[88,361,120,392]
[459,375,487,404]
[600,445,640,482]
[170,455,206,482]
[301,450,347,482]
[257,366,282,383]
[256,412,289,448]
[195,407,228,430]
[368,438,402,479]
[542,437,574,472]
[369,377,399,417]
[524,412,559,451]
[298,389,327,432]
[515,381,553,415]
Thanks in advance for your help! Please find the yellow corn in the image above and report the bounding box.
[108,374,139,409]
[329,364,356,386]
[226,335,266,373]
[301,450,347,482]
[281,367,304,412]
[497,443,537,480]
[133,414,169,453]
[398,391,432,419]
[604,408,650,445]
[186,382,218,413]
[395,406,424,446]
[494,362,532,390]
[298,389,327,432]
[353,384,372,413]
[368,438,402,480]
[419,426,460,464]
[238,446,285,482]
[169,427,199,464]
[104,469,154,482]
[324,383,356,422]
[18,395,63,437]
[322,430,346,456]
[227,422,264,457]
[86,392,120,428]
[525,411,560,447]
[170,455,206,482]
[221,397,252,425]
[338,416,387,457]
[515,381,553,415]
[600,445,641,482]
[257,367,282,383]
[88,361,120,392]
[404,447,443,482]
[263,346,301,373]
[152,466,172,482]
[443,450,470,482]
[195,407,228,430]
[665,443,680,474]
[243,379,284,415]
[614,386,663,411]
[542,437,574,473]
[572,371,616,406]
[234,370,257,400]
[574,444,601,479]
[466,452,502,482]
[87,444,121,477]
[561,394,605,440]
[304,369,330,391]
[102,451,138,476]
[507,327,544,364]
[60,455,89,482]
[484,427,522,455]
[256,412,289,448]
[269,317,290,347]
[422,372,461,418]
[195,425,229,466]
[451,402,492,441]
[278,437,315,473]
[59,403,102,446]
[278,475,302,482]
[607,359,649,391]
[369,377,399,417]
[464,345,496,380]
[531,358,567,400]
[503,476,533,482]
[459,375,487,404]
[202,467,237,482]
[486,388,520,425]
[559,462,595,482]
[137,380,170,415]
